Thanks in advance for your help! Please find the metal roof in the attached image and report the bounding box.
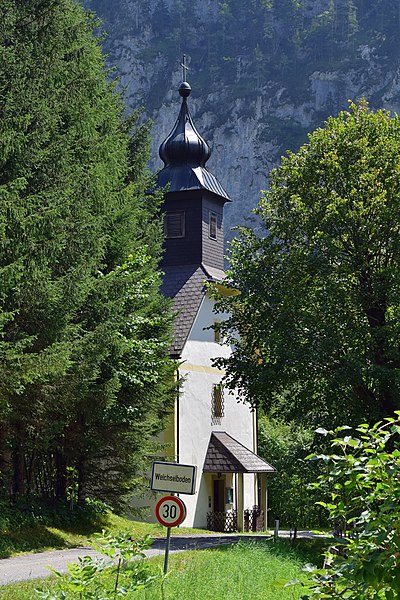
[156,78,231,203]
[156,165,231,201]
[203,432,276,474]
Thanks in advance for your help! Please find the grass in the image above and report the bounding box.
[0,511,215,559]
[0,538,326,599]
[136,540,324,600]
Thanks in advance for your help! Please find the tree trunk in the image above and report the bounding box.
[0,423,12,499]
[12,423,25,500]
[358,266,398,416]
[77,454,87,507]
[55,446,67,502]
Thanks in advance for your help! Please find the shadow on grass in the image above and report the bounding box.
[48,514,109,536]
[0,525,75,559]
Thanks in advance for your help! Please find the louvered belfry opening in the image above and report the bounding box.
[164,211,185,238]
[209,211,217,239]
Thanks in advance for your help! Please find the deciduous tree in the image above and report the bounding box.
[215,101,400,427]
[301,415,400,598]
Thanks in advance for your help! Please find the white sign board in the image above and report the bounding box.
[151,461,197,495]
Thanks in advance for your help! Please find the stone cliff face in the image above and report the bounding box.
[85,0,400,242]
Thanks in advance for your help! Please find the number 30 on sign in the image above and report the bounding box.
[155,495,187,528]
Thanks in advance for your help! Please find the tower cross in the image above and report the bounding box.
[180,54,189,82]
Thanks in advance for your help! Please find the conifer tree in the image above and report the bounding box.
[0,0,175,506]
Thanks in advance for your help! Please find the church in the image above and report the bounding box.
[149,69,274,532]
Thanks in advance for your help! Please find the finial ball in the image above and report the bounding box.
[179,81,191,97]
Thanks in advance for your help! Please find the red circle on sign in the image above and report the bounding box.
[155,495,186,527]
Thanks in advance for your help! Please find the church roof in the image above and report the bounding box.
[157,165,230,200]
[156,79,231,201]
[203,432,276,473]
[161,263,225,357]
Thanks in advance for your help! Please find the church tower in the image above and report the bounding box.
[157,77,230,274]
[152,64,274,531]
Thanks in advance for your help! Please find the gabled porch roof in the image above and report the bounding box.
[203,432,275,474]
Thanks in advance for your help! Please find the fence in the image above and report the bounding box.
[244,506,264,532]
[207,510,238,532]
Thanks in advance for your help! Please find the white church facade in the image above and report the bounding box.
[144,73,275,531]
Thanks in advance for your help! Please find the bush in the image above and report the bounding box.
[0,497,110,533]
[258,416,329,529]
[298,413,400,598]
[36,532,156,599]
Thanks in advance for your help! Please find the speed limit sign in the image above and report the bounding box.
[155,495,187,528]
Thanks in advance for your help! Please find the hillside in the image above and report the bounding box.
[85,0,400,239]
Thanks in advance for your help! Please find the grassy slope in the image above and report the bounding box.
[0,539,326,599]
[0,512,213,558]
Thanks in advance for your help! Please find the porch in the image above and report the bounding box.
[203,432,275,532]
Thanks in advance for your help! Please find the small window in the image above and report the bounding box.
[165,211,185,238]
[209,211,217,240]
[214,320,221,344]
[211,384,224,424]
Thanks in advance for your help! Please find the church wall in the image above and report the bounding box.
[178,291,256,528]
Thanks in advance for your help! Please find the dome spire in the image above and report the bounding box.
[159,55,211,168]
[156,56,230,202]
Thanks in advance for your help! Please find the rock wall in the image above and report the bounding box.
[84,0,400,243]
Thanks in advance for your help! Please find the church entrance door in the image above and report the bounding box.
[213,478,225,513]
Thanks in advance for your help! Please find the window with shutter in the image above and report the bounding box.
[211,384,224,424]
[209,211,217,240]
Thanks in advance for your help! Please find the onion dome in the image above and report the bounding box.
[156,79,231,202]
[159,82,211,167]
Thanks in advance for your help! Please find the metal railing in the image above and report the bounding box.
[244,506,264,532]
[207,509,238,532]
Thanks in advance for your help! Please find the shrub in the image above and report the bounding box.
[296,413,400,598]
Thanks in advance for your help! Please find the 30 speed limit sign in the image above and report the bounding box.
[155,495,187,528]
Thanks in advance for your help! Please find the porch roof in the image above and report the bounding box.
[203,432,275,474]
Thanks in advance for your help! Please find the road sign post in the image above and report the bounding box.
[152,462,194,575]
[155,495,187,574]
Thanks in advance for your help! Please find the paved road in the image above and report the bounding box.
[0,531,325,586]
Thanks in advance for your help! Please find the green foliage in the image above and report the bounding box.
[0,539,327,599]
[215,100,400,426]
[0,497,109,532]
[138,540,324,600]
[0,0,175,507]
[258,416,328,529]
[36,532,155,599]
[296,413,400,598]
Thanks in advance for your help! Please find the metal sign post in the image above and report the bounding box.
[155,495,187,574]
[164,526,172,575]
[151,462,195,574]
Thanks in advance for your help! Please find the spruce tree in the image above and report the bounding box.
[0,0,175,506]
